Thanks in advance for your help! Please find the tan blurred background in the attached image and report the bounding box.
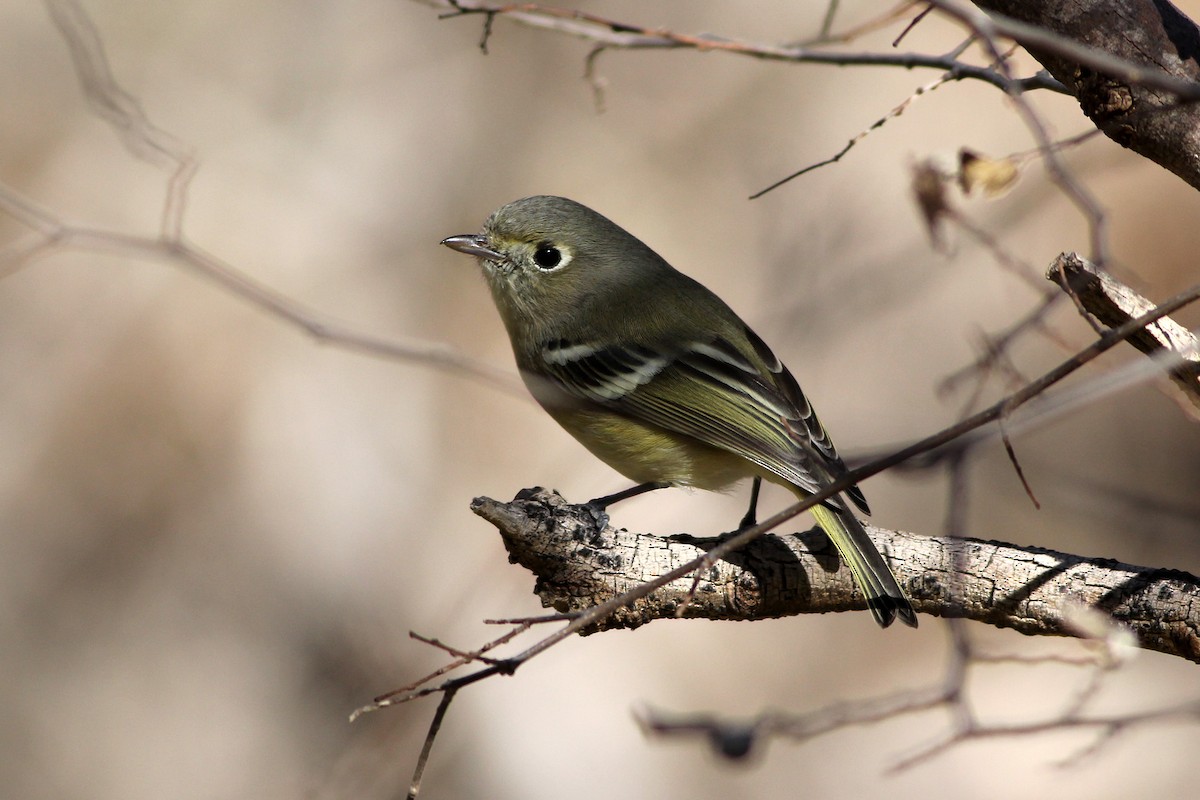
[2,1,1200,798]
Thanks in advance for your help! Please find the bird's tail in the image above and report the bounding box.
[809,503,917,628]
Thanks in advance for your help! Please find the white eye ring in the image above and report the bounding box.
[532,242,572,271]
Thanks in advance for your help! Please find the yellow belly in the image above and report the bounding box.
[547,406,755,490]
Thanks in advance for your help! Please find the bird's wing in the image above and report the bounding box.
[536,330,869,514]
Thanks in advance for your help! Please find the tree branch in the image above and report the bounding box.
[423,0,1067,95]
[1048,253,1200,414]
[474,488,1200,662]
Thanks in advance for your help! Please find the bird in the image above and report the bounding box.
[442,195,917,628]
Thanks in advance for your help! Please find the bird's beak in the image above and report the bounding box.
[441,234,503,261]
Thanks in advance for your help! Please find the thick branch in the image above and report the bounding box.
[474,488,1200,663]
[970,0,1200,190]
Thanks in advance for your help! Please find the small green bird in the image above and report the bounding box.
[442,196,916,628]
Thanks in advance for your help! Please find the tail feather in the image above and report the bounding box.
[809,504,917,629]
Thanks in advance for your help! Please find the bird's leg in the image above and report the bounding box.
[585,481,670,520]
[670,476,766,548]
[738,476,762,530]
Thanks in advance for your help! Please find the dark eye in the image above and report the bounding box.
[533,244,563,269]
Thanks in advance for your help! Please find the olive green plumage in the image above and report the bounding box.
[443,195,916,628]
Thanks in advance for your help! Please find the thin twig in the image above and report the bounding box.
[751,67,960,199]
[357,623,531,716]
[407,688,457,800]
[421,0,1067,96]
[483,612,580,625]
[409,631,507,666]
[999,417,1041,509]
[892,4,934,47]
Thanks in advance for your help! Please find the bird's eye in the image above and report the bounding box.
[533,244,563,270]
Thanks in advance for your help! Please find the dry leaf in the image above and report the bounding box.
[912,159,951,248]
[958,148,1020,196]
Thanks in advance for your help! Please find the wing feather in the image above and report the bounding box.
[536,331,869,514]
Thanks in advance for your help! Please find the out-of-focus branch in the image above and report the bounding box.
[1048,253,1200,414]
[638,677,1200,765]
[474,488,1200,663]
[0,1,524,397]
[0,185,523,395]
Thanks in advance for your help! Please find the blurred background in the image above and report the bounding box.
[2,1,1199,798]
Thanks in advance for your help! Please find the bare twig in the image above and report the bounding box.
[407,689,457,800]
[751,67,962,198]
[421,0,1067,96]
[408,631,508,666]
[483,612,580,625]
[999,418,1041,509]
[356,622,532,716]
[892,4,935,47]
[799,2,921,48]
